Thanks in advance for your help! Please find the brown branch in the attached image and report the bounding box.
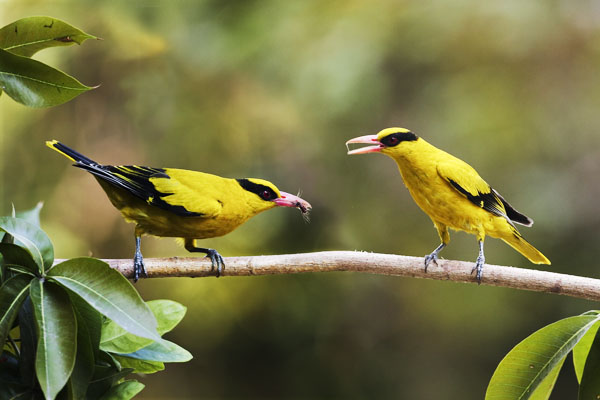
[57,251,600,302]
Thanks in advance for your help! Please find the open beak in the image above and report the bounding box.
[274,192,312,215]
[345,135,383,155]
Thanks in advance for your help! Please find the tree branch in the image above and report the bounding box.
[57,251,600,302]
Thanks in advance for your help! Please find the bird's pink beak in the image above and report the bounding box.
[345,135,383,155]
[273,192,312,215]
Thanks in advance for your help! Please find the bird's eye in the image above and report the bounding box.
[382,135,400,147]
[261,190,273,200]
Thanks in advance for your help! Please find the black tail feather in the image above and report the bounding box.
[46,140,97,165]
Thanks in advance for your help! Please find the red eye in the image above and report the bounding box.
[261,190,272,200]
[388,136,399,145]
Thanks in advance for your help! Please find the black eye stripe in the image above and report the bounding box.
[237,179,278,201]
[380,131,418,147]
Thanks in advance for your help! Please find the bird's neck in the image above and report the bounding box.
[391,137,435,167]
[390,138,440,183]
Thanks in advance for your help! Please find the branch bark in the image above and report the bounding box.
[57,251,600,302]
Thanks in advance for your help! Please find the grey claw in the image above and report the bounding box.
[424,253,438,272]
[205,249,225,277]
[133,253,146,283]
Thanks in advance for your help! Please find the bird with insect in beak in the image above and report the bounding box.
[346,127,550,283]
[47,140,312,281]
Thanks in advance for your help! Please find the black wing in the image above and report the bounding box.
[75,163,203,217]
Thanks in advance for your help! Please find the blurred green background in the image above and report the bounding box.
[2,0,600,398]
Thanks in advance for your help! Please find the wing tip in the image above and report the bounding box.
[513,215,533,227]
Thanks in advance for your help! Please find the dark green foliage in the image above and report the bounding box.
[0,204,191,399]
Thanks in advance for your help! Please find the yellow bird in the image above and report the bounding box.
[346,127,550,282]
[47,140,311,281]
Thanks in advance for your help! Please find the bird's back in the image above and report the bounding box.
[94,167,272,238]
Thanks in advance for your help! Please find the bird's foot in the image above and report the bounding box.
[204,249,225,277]
[424,243,446,273]
[133,251,147,283]
[471,254,485,285]
[424,252,439,272]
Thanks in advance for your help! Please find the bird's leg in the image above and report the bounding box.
[133,234,147,282]
[424,243,446,272]
[472,240,485,284]
[425,222,449,272]
[184,238,224,277]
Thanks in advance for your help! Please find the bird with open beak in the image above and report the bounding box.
[346,127,549,283]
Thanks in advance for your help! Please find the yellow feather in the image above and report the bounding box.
[46,140,311,280]
[350,128,550,267]
[46,141,304,241]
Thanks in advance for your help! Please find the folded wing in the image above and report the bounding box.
[436,161,533,227]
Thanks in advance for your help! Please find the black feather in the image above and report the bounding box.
[51,141,98,165]
[74,163,202,217]
[492,189,533,227]
[447,179,532,226]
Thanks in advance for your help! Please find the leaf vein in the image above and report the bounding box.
[0,71,89,91]
[54,276,157,339]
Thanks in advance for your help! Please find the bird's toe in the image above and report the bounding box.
[205,249,225,277]
[424,253,438,272]
[133,254,145,283]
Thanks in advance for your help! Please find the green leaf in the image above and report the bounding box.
[30,279,77,400]
[0,229,12,244]
[573,321,600,383]
[0,217,53,272]
[15,202,44,227]
[529,356,566,400]
[0,243,39,275]
[579,326,600,399]
[0,48,95,108]
[486,315,600,400]
[0,202,43,243]
[0,17,97,57]
[0,352,30,398]
[100,323,150,354]
[147,299,187,335]
[18,297,37,388]
[112,355,164,374]
[0,274,31,353]
[68,305,96,400]
[123,338,192,363]
[98,380,144,400]
[86,352,133,400]
[47,258,159,341]
[100,299,187,354]
[69,291,103,359]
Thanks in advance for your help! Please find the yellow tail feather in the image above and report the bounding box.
[502,233,550,265]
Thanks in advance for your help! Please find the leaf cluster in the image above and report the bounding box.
[0,204,192,400]
[0,16,97,107]
[486,311,600,399]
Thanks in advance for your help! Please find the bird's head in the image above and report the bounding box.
[236,178,312,217]
[345,127,418,157]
